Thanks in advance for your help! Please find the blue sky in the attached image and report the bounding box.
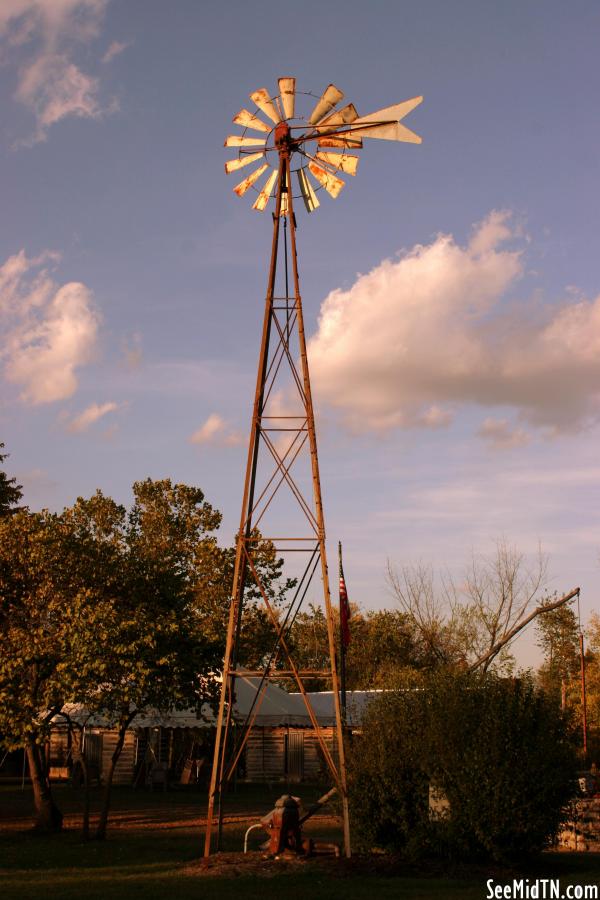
[2,1,599,665]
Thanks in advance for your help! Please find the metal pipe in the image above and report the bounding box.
[244,822,264,853]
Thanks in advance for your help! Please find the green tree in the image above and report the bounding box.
[348,673,578,863]
[288,605,422,690]
[68,480,224,839]
[0,508,112,830]
[583,613,600,760]
[0,443,23,516]
[0,478,293,837]
[536,602,580,709]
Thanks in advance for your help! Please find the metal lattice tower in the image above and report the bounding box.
[203,78,423,860]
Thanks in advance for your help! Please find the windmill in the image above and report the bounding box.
[203,78,422,860]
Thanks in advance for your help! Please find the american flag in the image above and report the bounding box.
[339,556,351,649]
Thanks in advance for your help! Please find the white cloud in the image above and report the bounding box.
[477,417,531,450]
[1,1,116,143]
[66,400,119,432]
[1,249,99,404]
[189,413,242,447]
[308,210,600,438]
[101,39,129,64]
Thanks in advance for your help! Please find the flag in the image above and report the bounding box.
[339,549,351,649]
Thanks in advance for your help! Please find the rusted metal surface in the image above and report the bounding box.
[225,82,422,212]
[278,76,296,119]
[308,83,344,124]
[233,107,271,133]
[225,151,265,174]
[233,162,269,197]
[250,87,281,124]
[315,150,359,176]
[318,101,359,129]
[224,135,267,148]
[296,167,320,213]
[318,134,363,149]
[308,161,345,198]
[252,169,277,211]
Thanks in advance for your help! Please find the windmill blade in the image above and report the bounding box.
[315,151,359,176]
[308,84,344,125]
[278,77,296,120]
[233,163,269,197]
[233,108,271,133]
[297,168,320,213]
[250,88,281,125]
[252,169,278,211]
[225,135,267,148]
[308,162,344,199]
[313,102,358,133]
[225,151,265,175]
[352,96,423,126]
[338,120,422,143]
[318,135,363,149]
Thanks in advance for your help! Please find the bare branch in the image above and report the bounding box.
[468,588,580,673]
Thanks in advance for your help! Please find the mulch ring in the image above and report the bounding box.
[185,850,350,879]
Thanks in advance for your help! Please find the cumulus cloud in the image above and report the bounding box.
[66,400,119,432]
[0,1,116,143]
[189,413,242,447]
[308,210,600,438]
[1,249,99,404]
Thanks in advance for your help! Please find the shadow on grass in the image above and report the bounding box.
[1,785,599,900]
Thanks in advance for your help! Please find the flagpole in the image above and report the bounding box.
[338,541,347,724]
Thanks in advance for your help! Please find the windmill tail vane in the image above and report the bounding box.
[203,77,422,864]
[224,77,423,212]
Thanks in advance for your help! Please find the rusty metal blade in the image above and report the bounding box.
[315,151,359,176]
[252,169,278,211]
[308,162,344,199]
[232,108,271,133]
[233,163,269,197]
[318,135,363,149]
[225,151,265,174]
[312,103,358,136]
[352,96,423,126]
[224,135,267,148]
[297,168,320,213]
[308,84,344,125]
[278,77,296,120]
[250,88,281,125]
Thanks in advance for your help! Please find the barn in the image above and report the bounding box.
[47,680,379,786]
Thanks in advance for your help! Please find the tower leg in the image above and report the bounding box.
[203,148,351,859]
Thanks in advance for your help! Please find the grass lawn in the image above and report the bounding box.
[1,784,599,900]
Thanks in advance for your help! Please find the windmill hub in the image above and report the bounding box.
[274,120,292,152]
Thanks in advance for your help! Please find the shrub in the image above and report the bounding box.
[348,672,578,863]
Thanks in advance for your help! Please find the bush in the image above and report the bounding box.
[348,672,578,863]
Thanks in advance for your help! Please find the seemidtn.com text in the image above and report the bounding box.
[486,880,598,900]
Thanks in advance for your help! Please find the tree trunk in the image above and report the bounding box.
[26,739,63,832]
[82,754,91,841]
[94,721,128,841]
[71,726,91,840]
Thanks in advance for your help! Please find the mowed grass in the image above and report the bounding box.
[1,784,599,900]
